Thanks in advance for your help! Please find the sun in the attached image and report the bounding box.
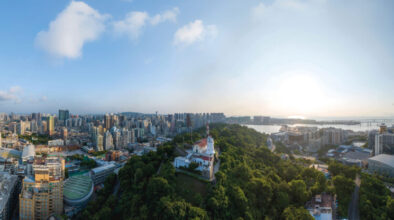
[275,73,324,116]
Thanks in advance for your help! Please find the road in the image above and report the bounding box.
[113,177,120,196]
[348,174,361,220]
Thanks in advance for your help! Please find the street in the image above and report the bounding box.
[348,174,361,220]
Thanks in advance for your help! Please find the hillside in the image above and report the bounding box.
[77,124,328,219]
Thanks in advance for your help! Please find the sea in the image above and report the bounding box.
[245,119,394,135]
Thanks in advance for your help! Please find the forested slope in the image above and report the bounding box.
[78,124,330,220]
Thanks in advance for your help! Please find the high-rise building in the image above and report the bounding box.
[40,121,48,135]
[0,132,2,148]
[379,123,388,134]
[104,131,113,150]
[95,134,104,151]
[0,172,19,220]
[18,121,29,135]
[374,133,394,156]
[368,130,378,150]
[322,128,345,146]
[113,131,121,150]
[120,129,130,149]
[111,115,118,128]
[61,127,68,142]
[104,114,111,130]
[48,116,54,136]
[30,120,38,133]
[19,157,65,220]
[58,110,70,123]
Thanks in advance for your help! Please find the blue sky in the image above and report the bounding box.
[0,0,394,118]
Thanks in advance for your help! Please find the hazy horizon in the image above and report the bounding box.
[1,0,394,117]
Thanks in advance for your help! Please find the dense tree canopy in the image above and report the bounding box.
[359,173,393,220]
[78,124,330,219]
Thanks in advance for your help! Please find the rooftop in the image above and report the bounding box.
[22,144,35,159]
[342,151,370,161]
[0,172,18,211]
[0,148,21,159]
[63,175,93,201]
[194,138,207,148]
[368,154,394,168]
[91,163,116,174]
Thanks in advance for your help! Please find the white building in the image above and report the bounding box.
[174,126,216,179]
[374,133,394,156]
[21,144,35,162]
[104,131,113,150]
[48,139,65,146]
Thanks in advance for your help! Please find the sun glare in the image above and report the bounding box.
[275,74,324,115]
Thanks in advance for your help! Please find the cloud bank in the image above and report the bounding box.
[0,86,22,103]
[35,1,109,59]
[36,2,215,58]
[113,7,179,39]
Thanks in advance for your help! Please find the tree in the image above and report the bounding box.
[245,178,273,218]
[282,206,314,220]
[333,175,354,217]
[387,197,394,219]
[228,186,249,218]
[160,197,208,220]
[288,180,309,206]
[147,177,172,201]
[359,173,391,220]
[206,185,229,219]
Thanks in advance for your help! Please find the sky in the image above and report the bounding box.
[0,0,394,118]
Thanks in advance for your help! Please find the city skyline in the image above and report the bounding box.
[1,0,394,118]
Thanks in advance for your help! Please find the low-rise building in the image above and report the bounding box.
[90,164,116,185]
[368,154,394,177]
[63,175,93,217]
[306,193,334,220]
[48,139,64,146]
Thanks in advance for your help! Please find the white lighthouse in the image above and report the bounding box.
[206,136,215,156]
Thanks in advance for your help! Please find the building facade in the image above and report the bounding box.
[0,172,19,220]
[19,157,65,220]
[90,164,116,185]
[368,154,394,177]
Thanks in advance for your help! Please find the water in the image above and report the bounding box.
[246,120,394,134]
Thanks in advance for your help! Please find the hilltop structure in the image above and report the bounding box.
[174,124,216,179]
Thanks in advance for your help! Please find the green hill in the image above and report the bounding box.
[77,124,328,219]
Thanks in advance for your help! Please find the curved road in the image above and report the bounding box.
[348,174,361,220]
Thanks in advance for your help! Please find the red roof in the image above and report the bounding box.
[201,156,211,161]
[194,155,211,161]
[194,138,207,148]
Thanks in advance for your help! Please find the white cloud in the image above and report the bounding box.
[35,1,109,59]
[0,86,22,103]
[113,11,149,39]
[150,8,179,25]
[173,20,217,46]
[113,8,179,39]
